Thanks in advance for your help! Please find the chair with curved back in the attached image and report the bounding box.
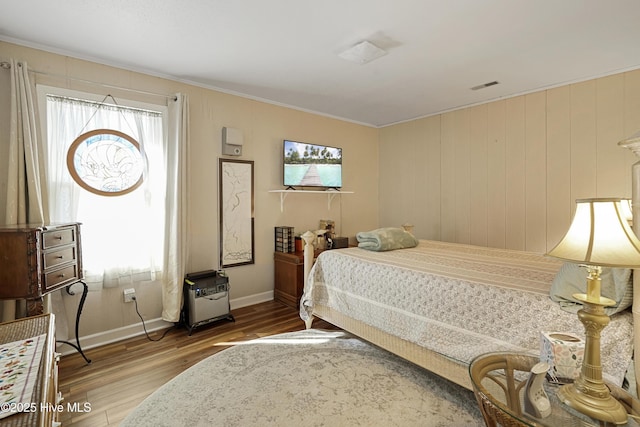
[469,352,540,427]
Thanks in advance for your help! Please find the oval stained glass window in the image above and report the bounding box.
[66,129,146,196]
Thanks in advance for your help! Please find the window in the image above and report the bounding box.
[42,90,168,289]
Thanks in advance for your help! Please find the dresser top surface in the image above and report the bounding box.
[0,223,80,233]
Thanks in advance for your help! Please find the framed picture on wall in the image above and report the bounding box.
[219,158,255,268]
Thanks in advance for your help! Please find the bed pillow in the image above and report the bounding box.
[550,263,633,315]
[356,227,418,252]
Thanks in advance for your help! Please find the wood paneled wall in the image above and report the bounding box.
[379,70,640,253]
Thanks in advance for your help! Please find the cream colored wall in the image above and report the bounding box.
[379,70,640,253]
[0,41,379,341]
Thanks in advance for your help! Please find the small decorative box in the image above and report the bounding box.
[540,331,584,381]
[275,226,295,253]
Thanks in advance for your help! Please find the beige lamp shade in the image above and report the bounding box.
[547,198,640,267]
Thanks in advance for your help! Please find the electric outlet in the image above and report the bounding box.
[123,288,136,303]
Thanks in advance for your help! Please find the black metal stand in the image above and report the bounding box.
[56,281,91,364]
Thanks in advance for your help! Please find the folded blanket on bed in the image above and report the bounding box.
[356,227,418,251]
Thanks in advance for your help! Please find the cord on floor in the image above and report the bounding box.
[132,296,175,341]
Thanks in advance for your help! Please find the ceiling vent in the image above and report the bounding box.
[471,81,499,90]
[338,40,387,64]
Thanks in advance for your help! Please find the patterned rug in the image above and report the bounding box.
[121,329,483,426]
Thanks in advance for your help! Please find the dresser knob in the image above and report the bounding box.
[58,273,65,278]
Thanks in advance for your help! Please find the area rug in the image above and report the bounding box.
[120,329,483,426]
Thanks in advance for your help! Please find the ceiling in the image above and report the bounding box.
[2,0,640,127]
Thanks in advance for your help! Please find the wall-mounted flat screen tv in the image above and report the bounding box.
[283,140,342,189]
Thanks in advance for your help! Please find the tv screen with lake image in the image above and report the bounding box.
[283,140,342,188]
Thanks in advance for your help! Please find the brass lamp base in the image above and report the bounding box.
[558,282,628,425]
[557,382,627,425]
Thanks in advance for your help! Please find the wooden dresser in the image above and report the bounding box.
[0,313,59,427]
[0,223,83,316]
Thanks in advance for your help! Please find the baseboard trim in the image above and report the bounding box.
[230,291,273,310]
[57,291,275,357]
[57,317,173,356]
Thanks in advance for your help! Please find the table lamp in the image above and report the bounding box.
[546,198,640,424]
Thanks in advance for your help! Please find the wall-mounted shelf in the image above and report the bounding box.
[269,189,354,212]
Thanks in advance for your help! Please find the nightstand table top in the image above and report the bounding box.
[469,352,640,427]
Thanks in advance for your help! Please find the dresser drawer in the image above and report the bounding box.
[42,227,75,249]
[43,246,77,269]
[44,264,79,290]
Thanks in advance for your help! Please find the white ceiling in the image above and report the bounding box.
[2,0,640,127]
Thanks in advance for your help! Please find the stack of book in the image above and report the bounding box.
[274,226,295,252]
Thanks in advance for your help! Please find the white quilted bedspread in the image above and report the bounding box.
[300,240,634,385]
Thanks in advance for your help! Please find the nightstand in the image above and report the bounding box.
[469,352,640,426]
[273,250,323,308]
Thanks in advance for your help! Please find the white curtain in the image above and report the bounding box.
[45,92,189,322]
[5,59,45,225]
[163,94,189,322]
[46,96,165,289]
[3,59,46,321]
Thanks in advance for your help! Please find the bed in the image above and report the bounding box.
[299,238,635,391]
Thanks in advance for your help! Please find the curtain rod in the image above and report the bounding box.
[0,61,178,101]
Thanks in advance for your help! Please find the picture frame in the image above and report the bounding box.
[219,158,255,268]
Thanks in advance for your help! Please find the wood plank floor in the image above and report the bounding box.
[58,300,338,426]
